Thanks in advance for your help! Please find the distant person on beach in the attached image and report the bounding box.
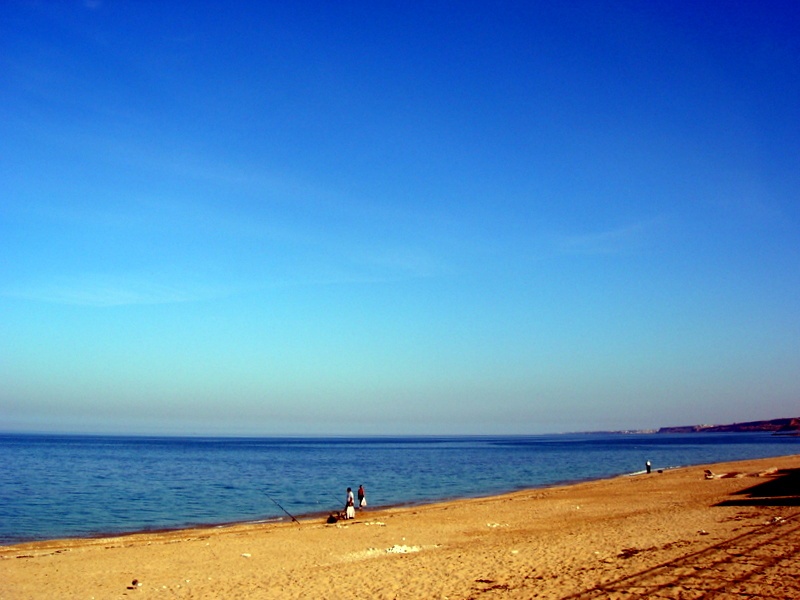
[345,487,356,519]
[358,484,366,508]
[646,460,652,474]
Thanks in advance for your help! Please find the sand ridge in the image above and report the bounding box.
[2,454,799,599]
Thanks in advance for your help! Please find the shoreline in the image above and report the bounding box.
[0,459,787,547]
[3,454,800,598]
[4,430,798,547]
[1,464,684,548]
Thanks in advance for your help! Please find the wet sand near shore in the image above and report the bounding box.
[3,454,799,599]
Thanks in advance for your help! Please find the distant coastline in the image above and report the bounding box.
[656,417,800,435]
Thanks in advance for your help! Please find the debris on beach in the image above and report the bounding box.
[386,544,421,554]
[705,467,778,480]
[753,467,778,477]
[126,578,141,590]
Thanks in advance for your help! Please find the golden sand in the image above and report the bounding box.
[3,454,799,599]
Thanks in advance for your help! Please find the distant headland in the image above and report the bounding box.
[657,417,800,435]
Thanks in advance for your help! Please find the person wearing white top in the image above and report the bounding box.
[345,487,355,519]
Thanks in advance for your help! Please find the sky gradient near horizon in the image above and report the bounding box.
[2,1,799,436]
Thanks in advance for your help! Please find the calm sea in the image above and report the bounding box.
[0,432,797,545]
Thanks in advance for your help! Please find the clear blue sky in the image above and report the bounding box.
[2,1,798,436]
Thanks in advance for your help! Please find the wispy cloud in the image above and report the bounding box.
[1,274,225,307]
[556,217,664,256]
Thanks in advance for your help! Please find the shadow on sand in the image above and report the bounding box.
[560,469,800,599]
[716,468,800,507]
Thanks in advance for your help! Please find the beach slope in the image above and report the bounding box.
[3,454,799,599]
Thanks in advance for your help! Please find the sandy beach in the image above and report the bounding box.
[2,454,799,599]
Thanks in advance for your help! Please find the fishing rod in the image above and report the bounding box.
[264,490,299,523]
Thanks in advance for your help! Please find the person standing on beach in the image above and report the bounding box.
[358,484,366,508]
[345,487,356,519]
[646,460,652,474]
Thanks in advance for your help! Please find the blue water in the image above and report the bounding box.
[0,432,797,545]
